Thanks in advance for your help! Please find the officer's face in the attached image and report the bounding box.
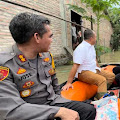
[39,25,53,52]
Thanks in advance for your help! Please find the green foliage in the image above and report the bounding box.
[80,0,113,45]
[81,0,110,13]
[82,16,95,23]
[67,1,111,46]
[67,4,94,22]
[67,0,120,61]
[109,0,120,5]
[95,45,111,62]
[80,0,120,46]
[108,7,120,50]
[99,14,110,21]
[95,45,111,56]
[110,31,120,50]
[67,4,86,14]
[108,8,120,25]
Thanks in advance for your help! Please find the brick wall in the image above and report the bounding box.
[0,0,63,55]
[65,0,113,48]
[0,0,113,66]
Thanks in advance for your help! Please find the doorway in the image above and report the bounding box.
[71,10,83,50]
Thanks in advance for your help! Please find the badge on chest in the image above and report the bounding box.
[48,68,55,75]
[22,81,34,88]
[20,89,31,97]
[17,68,26,74]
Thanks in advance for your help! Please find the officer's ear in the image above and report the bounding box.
[33,33,41,43]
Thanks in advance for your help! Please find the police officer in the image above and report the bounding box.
[0,12,96,120]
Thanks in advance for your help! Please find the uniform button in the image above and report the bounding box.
[11,53,15,55]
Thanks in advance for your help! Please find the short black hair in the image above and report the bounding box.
[84,29,94,40]
[9,12,50,44]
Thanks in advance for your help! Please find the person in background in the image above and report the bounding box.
[76,25,82,44]
[71,21,78,50]
[0,12,96,120]
[62,29,115,99]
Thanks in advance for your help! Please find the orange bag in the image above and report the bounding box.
[61,81,98,101]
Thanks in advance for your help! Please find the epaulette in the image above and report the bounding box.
[0,52,15,65]
[42,52,56,71]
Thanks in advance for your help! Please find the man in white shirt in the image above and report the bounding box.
[62,29,115,99]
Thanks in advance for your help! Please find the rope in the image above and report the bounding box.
[1,0,87,29]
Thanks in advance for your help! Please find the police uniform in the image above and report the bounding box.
[0,44,70,120]
[0,44,96,120]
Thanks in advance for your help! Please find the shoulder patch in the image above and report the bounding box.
[0,66,9,81]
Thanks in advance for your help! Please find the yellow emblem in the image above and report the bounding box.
[50,52,56,71]
[0,66,9,81]
[43,57,50,62]
[20,89,31,97]
[17,68,26,74]
[18,54,27,62]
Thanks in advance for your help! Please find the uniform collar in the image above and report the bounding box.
[12,44,45,68]
[12,44,29,65]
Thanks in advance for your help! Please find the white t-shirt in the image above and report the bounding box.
[73,40,101,78]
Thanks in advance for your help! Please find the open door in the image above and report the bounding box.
[71,10,83,50]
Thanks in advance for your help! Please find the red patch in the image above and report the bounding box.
[0,66,9,81]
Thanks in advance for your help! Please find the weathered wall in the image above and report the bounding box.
[0,0,63,54]
[0,0,113,66]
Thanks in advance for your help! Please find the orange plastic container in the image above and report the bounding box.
[61,81,98,101]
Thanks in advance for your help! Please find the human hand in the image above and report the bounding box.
[55,107,80,120]
[62,83,73,91]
